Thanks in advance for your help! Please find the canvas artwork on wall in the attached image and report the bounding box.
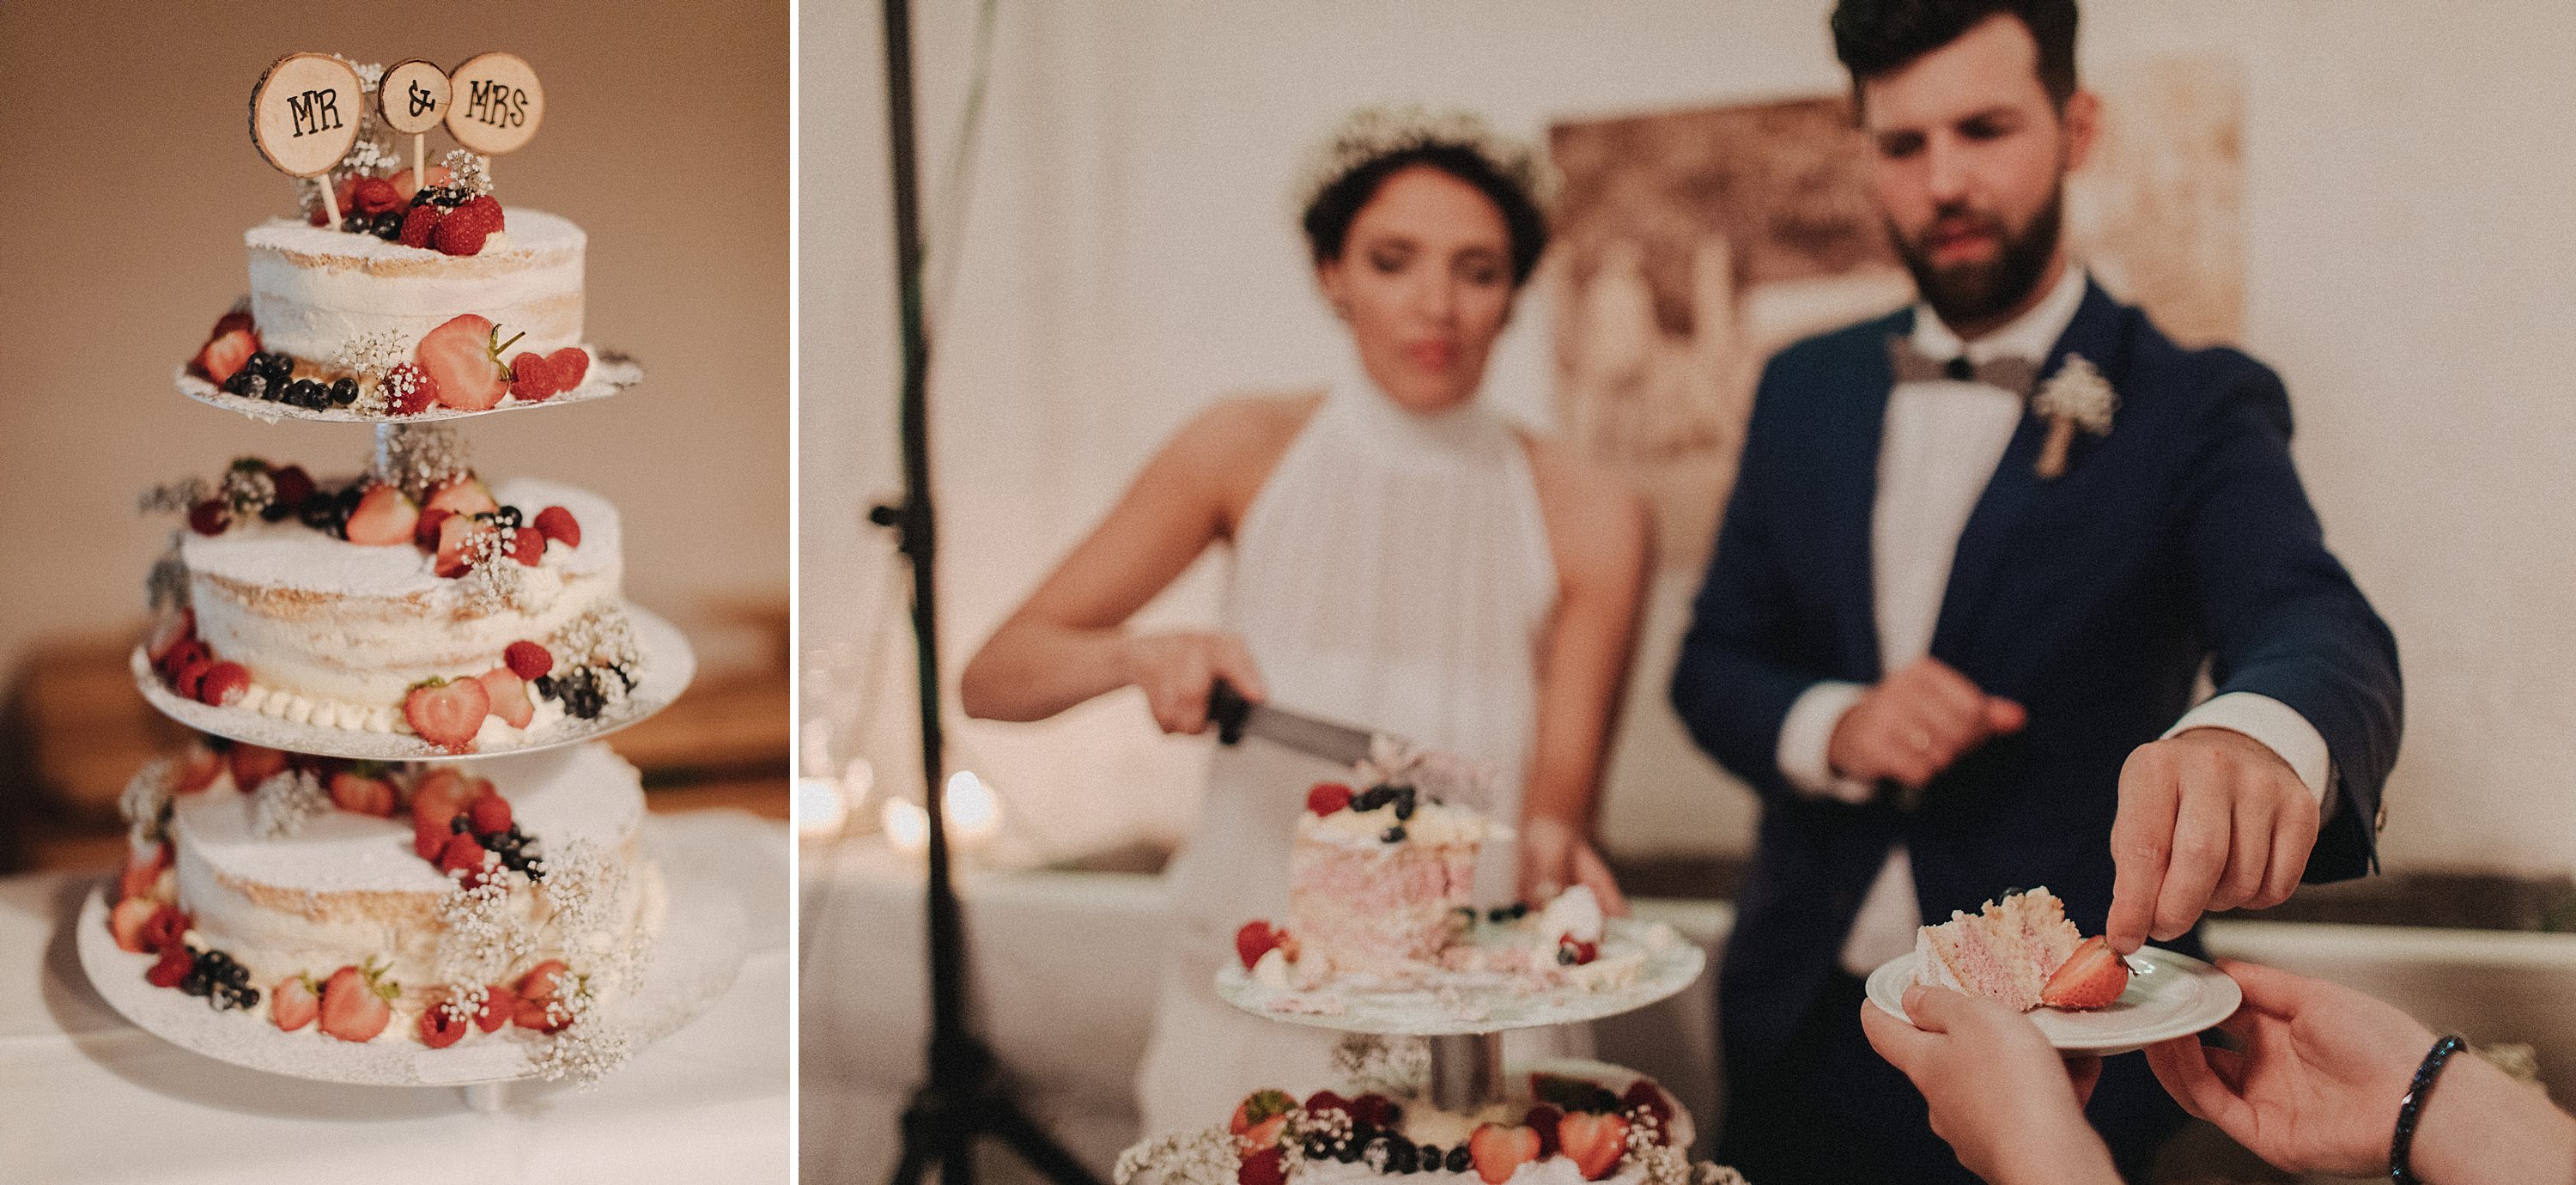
[1548,57,2245,568]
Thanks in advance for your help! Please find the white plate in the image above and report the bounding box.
[1213,918,1706,1037]
[173,348,642,423]
[76,817,750,1087]
[131,601,696,763]
[1866,945,2242,1055]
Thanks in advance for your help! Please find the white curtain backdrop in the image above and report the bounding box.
[803,0,2576,876]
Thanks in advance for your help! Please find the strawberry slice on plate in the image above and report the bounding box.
[404,676,490,754]
[2041,935,2132,1010]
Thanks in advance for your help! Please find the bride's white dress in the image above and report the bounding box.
[1133,365,1581,1134]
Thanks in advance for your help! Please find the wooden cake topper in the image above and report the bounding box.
[445,52,544,157]
[378,58,449,182]
[249,53,364,222]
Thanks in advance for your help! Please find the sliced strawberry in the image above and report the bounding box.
[141,904,190,953]
[350,177,401,217]
[1227,1089,1296,1136]
[1237,1113,1287,1156]
[438,831,493,887]
[477,667,534,729]
[1305,781,1354,816]
[117,842,171,903]
[433,514,485,579]
[417,315,512,410]
[195,325,260,385]
[410,767,477,827]
[229,743,288,789]
[413,506,454,550]
[187,499,228,536]
[271,974,319,1030]
[507,526,545,566]
[417,996,470,1048]
[509,351,556,401]
[333,174,361,221]
[1467,1123,1544,1185]
[328,769,398,817]
[547,347,589,389]
[476,983,519,1032]
[146,945,197,989]
[2041,935,2131,1010]
[384,362,440,416]
[173,746,224,794]
[504,641,553,680]
[388,164,453,200]
[404,677,490,754]
[414,812,453,861]
[110,896,158,953]
[1556,1112,1630,1181]
[145,605,197,666]
[514,959,573,1032]
[1234,920,1282,971]
[266,465,316,511]
[319,963,396,1042]
[423,476,499,517]
[533,505,581,548]
[343,484,421,546]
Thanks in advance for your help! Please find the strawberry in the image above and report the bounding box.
[1235,1147,1285,1185]
[1467,1124,1543,1185]
[1227,1089,1296,1138]
[145,605,196,666]
[1619,1081,1674,1146]
[410,768,478,827]
[267,465,316,511]
[319,963,397,1042]
[533,505,581,548]
[117,842,171,902]
[110,896,158,953]
[2040,935,2131,1010]
[141,904,190,953]
[1306,782,1354,816]
[147,945,197,989]
[1234,920,1284,971]
[433,514,484,579]
[416,315,517,411]
[509,351,556,401]
[439,831,494,887]
[404,677,490,754]
[398,203,443,249]
[1558,939,1600,967]
[193,312,261,385]
[271,974,319,1030]
[329,769,398,817]
[418,996,470,1048]
[477,667,534,729]
[229,743,288,790]
[343,484,420,546]
[388,164,453,200]
[514,959,574,1032]
[507,526,546,566]
[333,174,361,221]
[1523,1105,1564,1157]
[170,657,214,702]
[504,641,553,680]
[547,347,589,390]
[477,983,519,1032]
[384,362,440,416]
[187,499,228,536]
[1348,1093,1401,1132]
[414,812,453,861]
[195,661,251,708]
[1237,1113,1288,1156]
[413,506,454,550]
[423,476,500,517]
[173,746,223,795]
[350,177,401,217]
[1556,1112,1629,1181]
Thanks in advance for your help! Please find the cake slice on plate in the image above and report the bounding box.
[1911,886,2087,1012]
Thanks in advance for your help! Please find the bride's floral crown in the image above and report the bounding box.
[1291,106,1555,217]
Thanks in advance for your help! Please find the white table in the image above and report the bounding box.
[4,811,790,1185]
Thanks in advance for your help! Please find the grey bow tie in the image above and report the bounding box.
[1888,335,2039,397]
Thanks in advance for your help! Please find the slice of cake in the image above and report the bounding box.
[1911,887,2083,1012]
[1287,779,1489,977]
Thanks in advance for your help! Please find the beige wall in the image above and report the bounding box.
[0,3,790,685]
[808,0,2576,878]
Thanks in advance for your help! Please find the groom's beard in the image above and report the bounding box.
[1892,186,2065,331]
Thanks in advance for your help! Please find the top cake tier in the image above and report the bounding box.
[247,210,584,364]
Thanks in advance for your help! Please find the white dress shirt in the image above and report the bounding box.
[1768,264,2336,975]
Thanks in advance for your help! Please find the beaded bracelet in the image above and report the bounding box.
[2390,1033,2469,1184]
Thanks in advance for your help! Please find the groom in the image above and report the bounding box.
[1668,2,2401,1181]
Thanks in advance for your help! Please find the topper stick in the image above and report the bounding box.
[319,177,341,227]
[413,133,425,182]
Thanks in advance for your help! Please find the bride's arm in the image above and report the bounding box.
[958,397,1307,732]
[1516,438,1652,909]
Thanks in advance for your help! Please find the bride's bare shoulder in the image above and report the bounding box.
[1163,390,1325,482]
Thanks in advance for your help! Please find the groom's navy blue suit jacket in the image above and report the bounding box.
[1670,280,2401,1073]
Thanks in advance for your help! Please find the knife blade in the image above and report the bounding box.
[1207,679,1382,767]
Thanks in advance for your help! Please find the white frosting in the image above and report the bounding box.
[246,210,585,363]
[170,743,646,990]
[184,478,622,714]
[1297,799,1496,849]
[1532,886,1606,948]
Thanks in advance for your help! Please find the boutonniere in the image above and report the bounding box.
[2031,354,2117,479]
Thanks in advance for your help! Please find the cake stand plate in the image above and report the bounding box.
[1866,945,2244,1056]
[173,349,642,424]
[130,600,696,762]
[76,817,750,1091]
[1212,918,1706,1038]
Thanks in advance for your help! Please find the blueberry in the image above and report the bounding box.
[1509,902,1530,919]
[1334,1139,1364,1164]
[342,213,372,234]
[1304,1135,1332,1160]
[452,815,471,834]
[221,371,252,396]
[236,985,260,1009]
[495,505,523,528]
[1445,1147,1471,1174]
[532,675,556,700]
[331,378,358,404]
[1417,1146,1442,1167]
[1387,1144,1418,1174]
[244,374,270,400]
[372,211,404,240]
[1488,907,1509,924]
[1558,945,1577,966]
[1381,826,1406,843]
[1394,797,1416,822]
[179,969,213,997]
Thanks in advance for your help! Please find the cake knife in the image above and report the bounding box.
[1206,679,1379,767]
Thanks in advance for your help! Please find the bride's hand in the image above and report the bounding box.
[1121,631,1267,736]
[1516,814,1628,915]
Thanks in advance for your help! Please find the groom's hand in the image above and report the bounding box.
[2107,728,2320,953]
[1829,656,2026,791]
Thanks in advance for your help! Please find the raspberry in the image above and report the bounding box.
[399,204,442,249]
[504,641,553,680]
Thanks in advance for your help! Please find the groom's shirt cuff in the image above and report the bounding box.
[1777,680,1875,804]
[2166,691,2336,812]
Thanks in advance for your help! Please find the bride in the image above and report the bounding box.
[959,108,1650,1133]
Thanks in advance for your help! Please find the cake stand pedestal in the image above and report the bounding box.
[462,1081,507,1113]
[1425,1032,1504,1111]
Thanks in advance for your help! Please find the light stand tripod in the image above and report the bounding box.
[877,2,1102,1182]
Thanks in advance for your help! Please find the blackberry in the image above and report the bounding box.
[261,501,292,522]
[222,371,252,396]
[299,497,337,531]
[532,674,556,700]
[342,212,372,234]
[452,815,471,834]
[1303,1135,1332,1161]
[371,211,404,240]
[411,187,435,207]
[331,378,358,405]
[1394,792,1416,822]
[235,985,260,1009]
[1386,1143,1418,1175]
[559,669,609,719]
[1334,1139,1364,1165]
[179,969,213,997]
[1380,826,1406,844]
[1558,945,1577,966]
[243,374,270,400]
[1444,1147,1471,1174]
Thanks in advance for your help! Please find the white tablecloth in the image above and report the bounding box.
[5,811,790,1185]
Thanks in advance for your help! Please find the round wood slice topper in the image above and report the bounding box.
[380,58,450,136]
[445,52,544,155]
[249,53,364,178]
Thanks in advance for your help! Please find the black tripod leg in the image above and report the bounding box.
[888,1133,939,1185]
[981,1098,1107,1185]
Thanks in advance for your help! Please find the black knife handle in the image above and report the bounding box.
[1208,678,1250,745]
